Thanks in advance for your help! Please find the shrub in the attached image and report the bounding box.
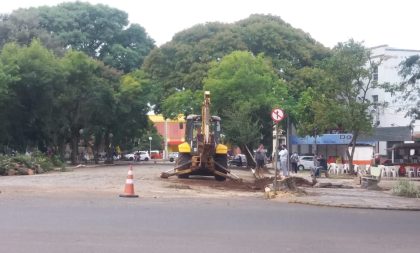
[50,155,65,168]
[0,151,65,175]
[392,180,420,198]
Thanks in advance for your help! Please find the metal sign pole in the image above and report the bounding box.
[274,124,279,192]
[271,108,285,193]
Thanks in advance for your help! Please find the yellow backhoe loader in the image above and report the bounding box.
[161,91,241,181]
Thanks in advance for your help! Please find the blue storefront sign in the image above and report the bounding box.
[291,134,353,145]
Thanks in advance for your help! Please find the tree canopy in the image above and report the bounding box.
[204,51,288,148]
[142,14,329,115]
[0,41,153,163]
[294,40,379,170]
[0,2,155,73]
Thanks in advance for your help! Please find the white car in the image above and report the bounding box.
[297,156,315,170]
[125,151,150,161]
[168,152,179,162]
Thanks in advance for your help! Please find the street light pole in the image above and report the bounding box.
[149,136,152,156]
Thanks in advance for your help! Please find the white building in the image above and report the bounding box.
[368,45,420,130]
[366,45,420,156]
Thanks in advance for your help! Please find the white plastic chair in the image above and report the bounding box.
[417,168,420,177]
[390,166,399,179]
[379,165,386,178]
[384,166,392,179]
[343,164,349,174]
[353,164,359,174]
[406,166,415,178]
[336,164,344,174]
[328,163,337,174]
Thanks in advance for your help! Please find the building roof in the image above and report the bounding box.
[148,114,185,123]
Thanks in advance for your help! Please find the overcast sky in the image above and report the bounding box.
[2,0,420,49]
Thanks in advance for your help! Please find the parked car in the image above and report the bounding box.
[150,150,163,159]
[168,152,179,162]
[124,151,150,161]
[228,154,247,167]
[297,156,315,170]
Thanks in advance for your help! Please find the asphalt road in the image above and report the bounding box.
[1,196,419,253]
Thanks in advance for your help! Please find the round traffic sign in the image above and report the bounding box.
[271,108,285,122]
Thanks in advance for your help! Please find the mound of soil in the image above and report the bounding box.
[170,176,315,193]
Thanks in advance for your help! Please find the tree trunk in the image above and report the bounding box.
[346,131,359,174]
[70,136,79,165]
[241,144,256,168]
[104,132,113,164]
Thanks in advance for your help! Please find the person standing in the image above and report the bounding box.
[278,145,289,177]
[255,144,266,178]
[290,152,299,174]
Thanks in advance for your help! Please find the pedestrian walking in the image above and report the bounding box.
[290,152,299,173]
[255,144,266,178]
[278,145,289,177]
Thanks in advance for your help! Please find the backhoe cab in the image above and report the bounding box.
[161,91,240,181]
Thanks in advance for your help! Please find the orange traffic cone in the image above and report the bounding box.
[119,165,139,198]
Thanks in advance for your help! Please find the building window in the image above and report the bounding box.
[372,95,380,126]
[372,66,378,84]
[372,95,378,104]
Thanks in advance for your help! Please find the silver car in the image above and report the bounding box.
[297,156,315,170]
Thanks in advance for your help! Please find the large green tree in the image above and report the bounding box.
[0,40,63,151]
[142,14,329,114]
[204,51,288,150]
[1,2,155,73]
[0,39,155,161]
[112,70,153,151]
[295,40,380,171]
[58,50,122,164]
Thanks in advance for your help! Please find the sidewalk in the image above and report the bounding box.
[284,173,420,211]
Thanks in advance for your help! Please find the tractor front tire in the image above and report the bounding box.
[214,154,228,181]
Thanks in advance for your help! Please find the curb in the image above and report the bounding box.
[288,199,420,211]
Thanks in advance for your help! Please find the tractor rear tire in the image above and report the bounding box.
[214,154,228,181]
[176,153,192,179]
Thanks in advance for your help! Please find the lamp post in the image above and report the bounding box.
[149,136,152,156]
[106,133,114,164]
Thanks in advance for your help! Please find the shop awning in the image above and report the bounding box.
[168,140,184,145]
[291,134,353,145]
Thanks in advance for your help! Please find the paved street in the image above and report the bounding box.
[1,196,419,253]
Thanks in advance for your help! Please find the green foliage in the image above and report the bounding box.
[0,40,63,150]
[112,70,151,150]
[221,102,261,147]
[0,39,152,163]
[204,51,287,147]
[1,2,155,73]
[0,9,64,55]
[58,50,121,163]
[161,90,202,118]
[295,40,375,138]
[392,180,420,198]
[143,14,329,115]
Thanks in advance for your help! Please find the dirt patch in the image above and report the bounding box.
[169,176,316,195]
[167,177,273,192]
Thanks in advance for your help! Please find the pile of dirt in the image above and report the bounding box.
[170,176,315,193]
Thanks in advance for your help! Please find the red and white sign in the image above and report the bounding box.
[271,108,285,123]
